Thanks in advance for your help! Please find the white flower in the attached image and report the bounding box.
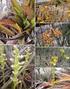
[10,58,14,62]
[20,55,23,59]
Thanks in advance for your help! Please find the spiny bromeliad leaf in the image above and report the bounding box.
[23,0,34,8]
[22,0,34,19]
[22,4,34,20]
[11,23,22,33]
[13,7,30,29]
[11,0,23,13]
[0,24,15,36]
[31,17,35,28]
[13,6,23,18]
[0,19,22,33]
[0,19,16,25]
[11,0,23,22]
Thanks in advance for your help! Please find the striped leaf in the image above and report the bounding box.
[0,24,15,36]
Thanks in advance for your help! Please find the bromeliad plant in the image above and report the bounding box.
[0,0,35,44]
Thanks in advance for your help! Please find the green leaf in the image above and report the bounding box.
[31,17,35,28]
[23,18,30,29]
[11,0,23,13]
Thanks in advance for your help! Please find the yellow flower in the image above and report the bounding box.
[50,56,58,66]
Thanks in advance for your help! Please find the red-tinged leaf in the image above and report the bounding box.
[0,19,16,25]
[11,23,22,33]
[0,19,22,33]
[0,24,15,36]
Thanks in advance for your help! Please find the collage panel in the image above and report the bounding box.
[0,0,70,89]
[36,23,70,47]
[35,67,70,89]
[0,0,35,45]
[36,47,70,67]
[35,0,70,24]
[0,44,35,89]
